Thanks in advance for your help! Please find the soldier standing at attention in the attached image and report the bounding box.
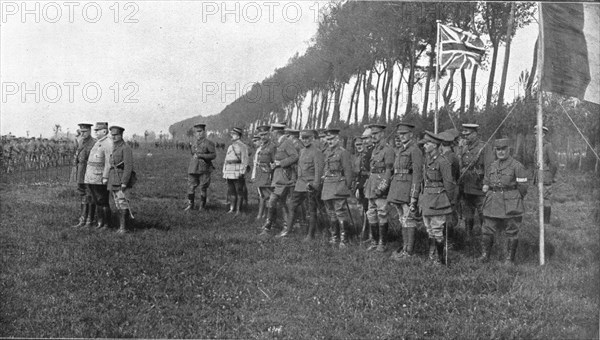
[107,126,134,234]
[534,126,558,225]
[321,128,353,248]
[223,127,249,215]
[71,123,96,228]
[439,130,461,249]
[185,123,216,211]
[84,122,113,230]
[251,126,276,220]
[260,123,299,236]
[388,123,423,260]
[279,129,324,239]
[458,123,493,238]
[419,131,456,265]
[480,138,528,265]
[353,128,374,242]
[364,124,395,252]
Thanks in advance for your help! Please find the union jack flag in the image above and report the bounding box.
[440,24,486,71]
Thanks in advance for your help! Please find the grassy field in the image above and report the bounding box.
[1,147,598,339]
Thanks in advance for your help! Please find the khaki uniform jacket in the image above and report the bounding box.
[483,156,528,218]
[458,139,493,195]
[84,135,113,185]
[419,153,456,216]
[321,145,353,201]
[107,140,134,189]
[534,139,558,185]
[74,136,96,184]
[352,146,372,191]
[271,137,299,187]
[364,141,394,199]
[252,141,276,187]
[387,140,423,204]
[295,144,324,192]
[188,138,216,174]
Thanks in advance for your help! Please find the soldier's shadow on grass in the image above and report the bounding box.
[127,216,170,232]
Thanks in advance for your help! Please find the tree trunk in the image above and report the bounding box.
[373,67,383,121]
[405,43,416,115]
[422,46,435,116]
[469,64,479,114]
[526,38,538,100]
[485,41,500,108]
[354,72,362,124]
[383,61,394,123]
[319,90,329,128]
[362,70,372,125]
[460,68,467,115]
[498,2,516,107]
[394,63,405,120]
[348,73,361,123]
[332,85,342,124]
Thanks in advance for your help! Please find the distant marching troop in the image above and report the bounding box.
[183,121,558,266]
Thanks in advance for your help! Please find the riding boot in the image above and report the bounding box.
[465,218,474,238]
[504,238,518,265]
[227,195,236,213]
[391,228,408,260]
[328,220,340,244]
[183,194,195,211]
[303,216,316,242]
[339,221,349,248]
[95,205,104,229]
[359,214,368,241]
[376,223,388,252]
[256,199,265,221]
[405,227,416,256]
[428,238,437,262]
[99,206,111,230]
[85,204,96,228]
[72,203,87,228]
[543,206,551,224]
[478,234,493,263]
[436,239,445,265]
[366,223,379,251]
[235,195,243,215]
[199,195,207,211]
[260,207,275,236]
[117,209,127,234]
[276,207,294,238]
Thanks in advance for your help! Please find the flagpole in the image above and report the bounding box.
[435,20,441,134]
[537,3,545,266]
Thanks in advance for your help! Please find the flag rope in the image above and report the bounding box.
[558,101,600,161]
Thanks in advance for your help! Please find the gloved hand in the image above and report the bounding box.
[355,188,360,199]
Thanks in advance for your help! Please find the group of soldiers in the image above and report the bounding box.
[70,122,136,234]
[1,136,78,173]
[184,120,558,266]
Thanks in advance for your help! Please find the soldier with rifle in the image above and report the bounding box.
[388,122,423,260]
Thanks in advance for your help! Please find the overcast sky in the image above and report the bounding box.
[1,1,537,138]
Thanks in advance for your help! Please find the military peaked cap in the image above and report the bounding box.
[109,126,125,135]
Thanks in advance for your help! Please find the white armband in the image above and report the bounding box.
[516,177,528,183]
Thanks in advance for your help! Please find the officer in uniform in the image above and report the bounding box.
[363,124,395,251]
[321,128,353,247]
[439,130,461,248]
[481,138,528,265]
[457,123,493,238]
[107,126,134,234]
[260,123,299,236]
[419,131,456,265]
[72,123,96,228]
[388,122,423,260]
[353,128,374,241]
[251,126,276,221]
[84,122,113,230]
[223,127,249,215]
[185,123,216,211]
[280,129,324,239]
[533,126,558,224]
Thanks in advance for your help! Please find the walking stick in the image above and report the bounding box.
[343,199,356,234]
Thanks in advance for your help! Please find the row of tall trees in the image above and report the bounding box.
[172,1,536,135]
